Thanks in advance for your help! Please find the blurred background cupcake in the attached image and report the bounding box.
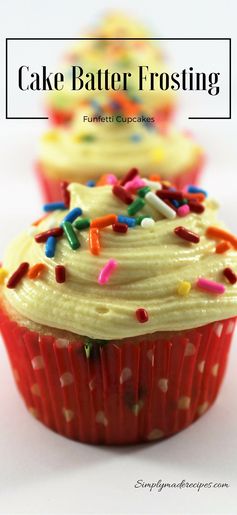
[46,11,176,125]
[37,95,204,201]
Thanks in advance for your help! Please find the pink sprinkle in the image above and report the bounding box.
[106,174,118,185]
[124,177,146,192]
[98,259,118,285]
[177,204,190,217]
[196,277,225,295]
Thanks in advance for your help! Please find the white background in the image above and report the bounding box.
[0,1,237,514]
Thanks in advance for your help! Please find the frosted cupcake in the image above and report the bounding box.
[0,172,236,444]
[37,104,204,202]
[46,12,175,125]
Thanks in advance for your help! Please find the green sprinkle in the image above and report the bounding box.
[81,134,96,142]
[62,221,80,250]
[137,186,151,198]
[74,218,90,231]
[127,198,145,216]
[135,214,152,225]
[84,340,93,359]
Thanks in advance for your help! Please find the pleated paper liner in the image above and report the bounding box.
[35,155,204,204]
[0,306,235,445]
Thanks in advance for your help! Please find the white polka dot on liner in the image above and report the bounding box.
[147,428,164,441]
[212,364,219,377]
[60,372,74,387]
[184,342,196,357]
[95,411,108,427]
[178,396,191,410]
[197,402,209,416]
[132,400,144,416]
[55,338,69,348]
[215,323,223,338]
[227,320,235,334]
[120,367,132,384]
[147,349,154,366]
[30,383,40,396]
[31,355,44,370]
[198,361,205,373]
[62,407,75,423]
[158,378,169,393]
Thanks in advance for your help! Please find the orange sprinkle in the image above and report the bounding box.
[96,174,112,186]
[161,180,172,188]
[32,214,49,226]
[184,192,206,202]
[110,92,140,116]
[216,241,233,254]
[89,228,100,255]
[149,174,161,182]
[91,214,117,229]
[27,263,47,279]
[206,226,237,249]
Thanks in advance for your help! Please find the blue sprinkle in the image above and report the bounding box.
[43,202,66,212]
[142,114,155,131]
[62,207,83,224]
[45,236,56,258]
[90,100,101,113]
[110,101,121,110]
[130,133,142,143]
[171,199,180,208]
[86,180,96,187]
[118,215,136,227]
[187,185,207,196]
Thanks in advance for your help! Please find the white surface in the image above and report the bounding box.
[0,1,237,515]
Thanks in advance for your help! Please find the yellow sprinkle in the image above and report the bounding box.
[41,131,59,143]
[194,145,203,155]
[0,268,8,284]
[72,132,81,143]
[151,147,165,163]
[177,281,191,296]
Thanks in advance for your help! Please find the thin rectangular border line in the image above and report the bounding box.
[5,37,231,120]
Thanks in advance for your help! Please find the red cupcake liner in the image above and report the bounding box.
[35,155,204,203]
[0,306,235,445]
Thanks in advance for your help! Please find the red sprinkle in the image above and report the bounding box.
[188,201,205,214]
[55,265,66,283]
[174,226,200,243]
[223,267,237,284]
[112,222,128,233]
[35,227,63,243]
[60,181,70,208]
[120,168,138,186]
[7,262,29,289]
[112,185,133,205]
[157,190,183,201]
[136,308,149,323]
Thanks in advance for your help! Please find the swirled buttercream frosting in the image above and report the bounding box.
[2,176,237,340]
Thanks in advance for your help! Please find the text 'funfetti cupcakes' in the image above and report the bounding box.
[37,101,204,202]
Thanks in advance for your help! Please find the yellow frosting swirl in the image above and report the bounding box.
[2,183,237,340]
[39,120,202,183]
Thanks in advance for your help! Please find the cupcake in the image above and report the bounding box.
[46,12,175,125]
[0,172,236,445]
[37,104,204,202]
